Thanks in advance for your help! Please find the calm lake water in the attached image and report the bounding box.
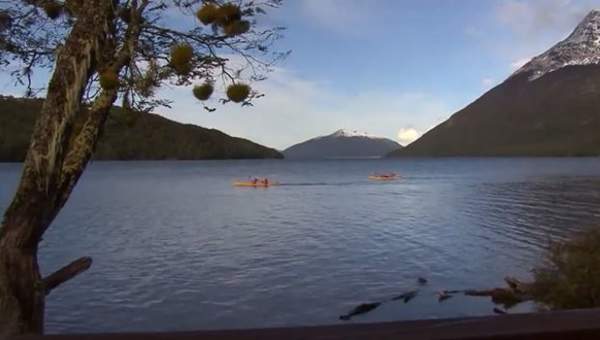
[1,158,600,333]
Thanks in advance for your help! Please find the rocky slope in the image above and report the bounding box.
[390,10,600,157]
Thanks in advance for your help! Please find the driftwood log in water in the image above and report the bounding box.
[437,291,453,302]
[338,277,532,322]
[465,288,524,308]
[339,303,382,320]
[391,290,418,303]
[339,285,423,321]
[464,277,533,308]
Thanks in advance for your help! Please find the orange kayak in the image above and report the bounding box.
[368,174,399,181]
[232,181,279,188]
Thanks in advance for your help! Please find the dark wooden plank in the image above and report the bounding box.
[15,309,600,340]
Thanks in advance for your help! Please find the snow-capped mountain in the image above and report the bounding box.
[390,10,600,157]
[284,129,401,159]
[513,9,600,81]
[329,129,373,138]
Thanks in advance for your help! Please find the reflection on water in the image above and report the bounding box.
[0,158,599,333]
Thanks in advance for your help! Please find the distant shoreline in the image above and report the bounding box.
[2,155,600,164]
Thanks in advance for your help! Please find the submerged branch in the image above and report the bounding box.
[464,277,533,308]
[339,276,534,321]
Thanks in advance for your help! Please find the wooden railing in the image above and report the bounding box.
[17,309,600,340]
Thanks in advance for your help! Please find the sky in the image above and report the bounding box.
[3,0,600,150]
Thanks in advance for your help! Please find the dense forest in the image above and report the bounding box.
[0,96,282,161]
[390,66,600,157]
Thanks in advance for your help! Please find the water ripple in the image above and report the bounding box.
[1,159,600,333]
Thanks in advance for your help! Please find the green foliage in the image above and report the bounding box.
[42,1,63,20]
[0,96,282,161]
[531,227,600,310]
[121,110,140,128]
[196,3,219,25]
[135,76,155,98]
[170,43,194,75]
[134,60,160,98]
[172,62,193,76]
[226,83,251,103]
[170,44,194,65]
[2,0,286,114]
[193,83,214,101]
[0,97,44,162]
[224,20,250,36]
[198,3,249,36]
[99,71,119,90]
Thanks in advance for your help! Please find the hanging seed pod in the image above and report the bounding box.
[193,83,214,101]
[196,3,219,25]
[170,43,194,66]
[226,83,251,103]
[216,3,242,26]
[173,62,193,76]
[223,20,250,36]
[170,44,194,75]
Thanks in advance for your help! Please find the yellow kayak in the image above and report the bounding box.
[232,181,279,188]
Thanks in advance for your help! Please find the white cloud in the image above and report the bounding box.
[397,128,421,146]
[157,67,451,150]
[300,0,378,36]
[483,0,600,80]
[481,77,495,87]
[496,0,593,38]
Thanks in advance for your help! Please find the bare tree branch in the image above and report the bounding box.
[43,257,93,295]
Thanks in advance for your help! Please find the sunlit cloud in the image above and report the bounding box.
[157,66,451,150]
[510,57,532,71]
[397,128,421,146]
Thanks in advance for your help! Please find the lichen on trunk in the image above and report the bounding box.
[0,1,120,335]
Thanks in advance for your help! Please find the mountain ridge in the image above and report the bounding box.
[284,130,401,160]
[513,9,600,81]
[389,10,600,158]
[0,96,283,161]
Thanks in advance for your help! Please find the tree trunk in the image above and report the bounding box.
[0,1,117,336]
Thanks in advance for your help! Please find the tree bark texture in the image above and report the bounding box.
[0,1,119,336]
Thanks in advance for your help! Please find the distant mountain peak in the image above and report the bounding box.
[330,129,372,138]
[513,9,600,81]
[284,129,401,159]
[391,9,600,158]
